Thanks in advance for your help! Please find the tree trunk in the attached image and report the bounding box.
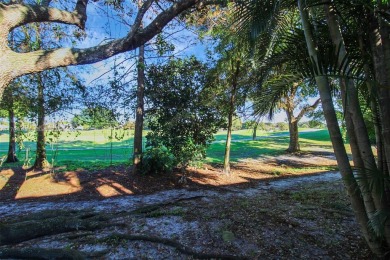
[325,2,380,175]
[133,43,145,174]
[357,32,388,177]
[298,0,384,255]
[368,9,390,175]
[132,0,146,174]
[287,119,299,153]
[325,3,390,249]
[252,122,258,141]
[5,94,18,163]
[33,74,49,169]
[223,60,240,175]
[223,108,233,174]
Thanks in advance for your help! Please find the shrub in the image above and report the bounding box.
[141,146,176,175]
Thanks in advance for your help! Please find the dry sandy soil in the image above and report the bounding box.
[0,151,373,259]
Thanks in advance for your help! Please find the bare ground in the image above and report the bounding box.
[0,151,373,259]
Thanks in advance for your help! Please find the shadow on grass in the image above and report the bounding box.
[207,137,289,163]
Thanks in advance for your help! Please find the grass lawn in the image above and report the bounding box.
[0,128,332,167]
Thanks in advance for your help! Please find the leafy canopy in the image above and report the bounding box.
[145,57,224,170]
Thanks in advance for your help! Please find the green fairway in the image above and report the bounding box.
[206,129,332,163]
[0,128,331,166]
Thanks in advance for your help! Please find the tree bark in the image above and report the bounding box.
[287,119,299,153]
[133,33,145,174]
[5,91,18,163]
[298,0,384,255]
[223,108,233,174]
[368,8,390,176]
[33,74,49,169]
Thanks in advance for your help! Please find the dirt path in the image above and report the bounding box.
[0,171,372,259]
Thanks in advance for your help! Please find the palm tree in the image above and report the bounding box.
[233,0,390,255]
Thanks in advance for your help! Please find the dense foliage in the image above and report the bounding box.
[144,57,224,171]
[71,106,118,130]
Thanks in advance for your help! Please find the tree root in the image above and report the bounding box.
[0,211,110,245]
[0,247,85,260]
[130,195,204,215]
[104,233,248,260]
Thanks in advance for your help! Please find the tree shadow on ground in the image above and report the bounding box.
[0,150,340,202]
[0,166,27,200]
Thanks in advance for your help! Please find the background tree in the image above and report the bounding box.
[0,79,30,163]
[72,106,118,130]
[207,23,252,174]
[253,76,320,152]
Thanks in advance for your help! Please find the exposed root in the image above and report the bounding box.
[0,247,85,260]
[0,210,111,245]
[105,233,248,259]
[130,195,204,215]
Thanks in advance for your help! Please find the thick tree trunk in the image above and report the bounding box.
[5,94,18,163]
[133,43,145,174]
[287,119,299,153]
[298,0,384,255]
[284,94,319,153]
[33,74,49,169]
[369,14,390,176]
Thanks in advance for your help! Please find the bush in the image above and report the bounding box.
[141,146,176,175]
[276,122,288,131]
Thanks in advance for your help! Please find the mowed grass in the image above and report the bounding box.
[206,129,332,163]
[0,128,332,166]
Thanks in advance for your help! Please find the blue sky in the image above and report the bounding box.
[68,1,292,123]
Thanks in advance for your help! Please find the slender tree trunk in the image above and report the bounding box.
[223,60,240,174]
[298,0,384,255]
[252,122,258,141]
[133,2,145,174]
[223,109,233,174]
[223,85,237,174]
[34,74,49,169]
[6,94,18,163]
[133,44,145,174]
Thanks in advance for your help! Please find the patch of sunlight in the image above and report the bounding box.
[96,182,134,197]
[15,171,82,200]
[0,169,14,190]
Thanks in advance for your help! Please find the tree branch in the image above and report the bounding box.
[7,0,207,77]
[0,1,89,33]
[296,97,321,122]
